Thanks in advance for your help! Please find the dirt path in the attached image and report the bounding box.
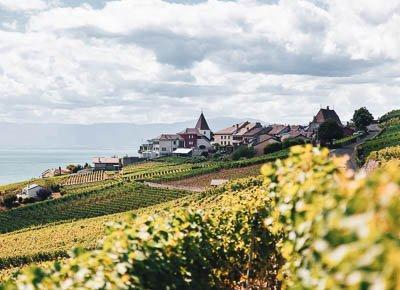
[143,182,205,193]
[330,130,381,170]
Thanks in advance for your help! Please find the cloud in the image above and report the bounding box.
[0,0,47,11]
[0,0,399,125]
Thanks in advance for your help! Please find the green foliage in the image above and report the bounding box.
[367,145,400,164]
[231,146,256,161]
[353,106,374,130]
[264,142,282,154]
[379,109,400,123]
[318,119,344,145]
[0,194,17,209]
[380,117,400,129]
[358,124,400,162]
[66,164,83,174]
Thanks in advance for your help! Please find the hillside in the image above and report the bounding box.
[2,145,400,289]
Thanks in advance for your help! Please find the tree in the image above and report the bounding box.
[264,143,282,154]
[66,164,83,173]
[231,146,256,161]
[353,107,374,131]
[318,119,344,146]
[1,193,17,208]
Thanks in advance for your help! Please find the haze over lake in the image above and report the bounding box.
[0,147,137,185]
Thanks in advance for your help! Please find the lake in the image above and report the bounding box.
[0,147,137,185]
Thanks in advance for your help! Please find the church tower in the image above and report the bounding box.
[195,112,212,140]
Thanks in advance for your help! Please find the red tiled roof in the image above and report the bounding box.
[268,124,289,135]
[214,122,249,135]
[312,107,342,125]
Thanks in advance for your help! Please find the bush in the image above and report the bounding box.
[37,188,52,201]
[1,193,17,208]
[231,146,256,161]
[282,137,309,149]
[264,142,282,154]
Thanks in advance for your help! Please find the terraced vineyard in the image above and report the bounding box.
[60,179,120,195]
[62,171,109,186]
[0,182,190,234]
[358,122,400,162]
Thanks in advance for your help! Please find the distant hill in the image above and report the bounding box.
[0,117,264,153]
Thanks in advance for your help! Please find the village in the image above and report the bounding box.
[138,106,357,159]
[13,105,372,203]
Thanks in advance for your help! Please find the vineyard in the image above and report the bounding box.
[358,124,400,162]
[0,193,198,272]
[367,145,400,164]
[2,146,400,289]
[0,182,190,234]
[61,171,110,186]
[379,109,400,123]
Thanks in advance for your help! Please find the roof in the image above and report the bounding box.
[179,128,201,135]
[214,122,250,135]
[92,157,120,164]
[157,134,183,141]
[253,134,280,146]
[312,106,342,125]
[240,125,265,137]
[235,123,261,136]
[173,148,193,154]
[210,179,229,186]
[23,184,42,191]
[268,124,290,135]
[195,113,211,131]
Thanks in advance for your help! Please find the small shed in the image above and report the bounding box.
[92,157,120,171]
[210,179,229,187]
[172,148,193,157]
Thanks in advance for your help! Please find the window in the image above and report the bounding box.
[161,147,166,151]
[199,145,206,150]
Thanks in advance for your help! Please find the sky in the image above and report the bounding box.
[0,0,399,125]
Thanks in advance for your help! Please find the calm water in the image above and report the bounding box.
[0,147,137,185]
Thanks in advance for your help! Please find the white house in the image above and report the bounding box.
[17,184,46,201]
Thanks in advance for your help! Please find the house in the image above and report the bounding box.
[139,134,184,159]
[178,113,213,152]
[92,157,121,171]
[267,124,291,138]
[308,106,355,138]
[139,112,213,159]
[214,122,267,148]
[280,125,310,142]
[17,184,47,201]
[234,122,266,145]
[214,122,248,147]
[308,106,342,133]
[252,134,281,156]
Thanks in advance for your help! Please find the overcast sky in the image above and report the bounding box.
[0,0,399,125]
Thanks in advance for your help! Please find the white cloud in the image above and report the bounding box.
[0,0,399,125]
[0,0,47,11]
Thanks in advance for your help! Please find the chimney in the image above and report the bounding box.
[327,106,330,110]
